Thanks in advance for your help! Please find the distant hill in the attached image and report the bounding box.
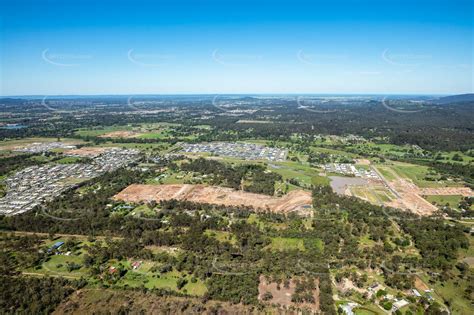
[432,93,474,104]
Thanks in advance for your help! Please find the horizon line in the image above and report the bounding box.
[2,92,469,98]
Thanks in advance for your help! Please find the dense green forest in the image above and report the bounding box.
[1,98,473,152]
[1,171,470,313]
[0,276,85,314]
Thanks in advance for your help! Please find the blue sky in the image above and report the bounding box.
[1,0,472,95]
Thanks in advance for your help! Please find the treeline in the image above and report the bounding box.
[205,102,474,152]
[178,158,281,196]
[179,158,242,189]
[0,276,85,314]
[206,274,259,304]
[0,153,46,176]
[399,219,469,270]
[2,99,474,152]
[0,168,162,237]
[311,185,469,273]
[428,161,474,186]
[1,194,338,310]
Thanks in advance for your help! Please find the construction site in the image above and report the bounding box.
[332,164,473,216]
[113,184,313,216]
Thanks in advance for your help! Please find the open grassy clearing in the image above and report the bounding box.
[373,188,395,202]
[374,165,397,181]
[75,125,134,137]
[23,238,92,278]
[388,162,460,188]
[271,160,329,188]
[75,123,200,141]
[118,267,207,296]
[136,131,168,139]
[434,151,474,165]
[348,142,423,158]
[424,195,465,209]
[457,235,474,265]
[349,185,396,205]
[268,237,305,251]
[127,204,156,216]
[350,186,379,204]
[40,254,88,277]
[353,306,382,315]
[431,276,472,314]
[21,235,207,296]
[378,162,462,188]
[138,131,198,141]
[246,213,288,230]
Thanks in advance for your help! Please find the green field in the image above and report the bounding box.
[349,185,395,206]
[40,254,88,277]
[119,267,207,296]
[381,162,461,188]
[271,161,329,188]
[129,204,156,216]
[390,163,434,186]
[424,195,464,209]
[375,165,397,181]
[431,277,472,314]
[137,132,168,139]
[247,213,288,230]
[268,237,305,251]
[75,125,133,137]
[75,123,196,141]
[434,151,474,165]
[354,306,382,315]
[24,240,90,279]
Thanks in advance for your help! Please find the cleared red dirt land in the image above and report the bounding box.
[113,184,313,216]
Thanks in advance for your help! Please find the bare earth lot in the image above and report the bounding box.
[329,163,472,216]
[257,275,320,311]
[414,276,430,292]
[374,165,472,215]
[385,177,439,216]
[113,184,313,215]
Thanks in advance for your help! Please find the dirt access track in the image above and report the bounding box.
[113,184,313,216]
